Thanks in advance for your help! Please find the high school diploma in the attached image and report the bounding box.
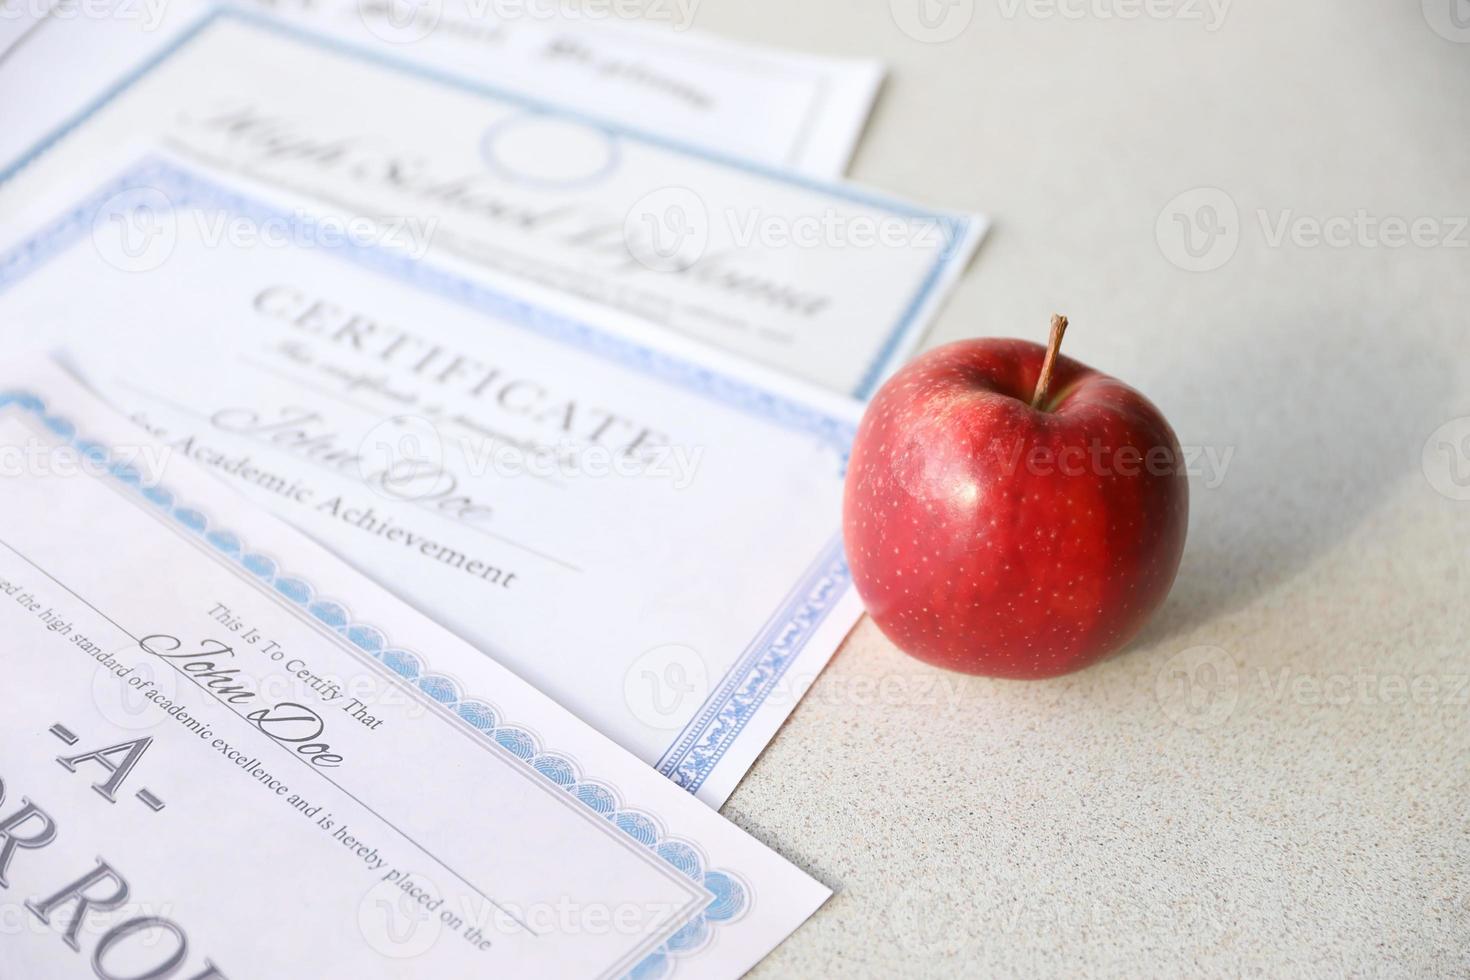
[0,8,981,396]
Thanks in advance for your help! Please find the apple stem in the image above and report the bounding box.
[1029,314,1070,410]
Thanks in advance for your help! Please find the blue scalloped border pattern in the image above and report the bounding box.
[0,390,745,980]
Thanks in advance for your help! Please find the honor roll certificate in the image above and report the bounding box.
[0,7,982,397]
[0,156,865,807]
[0,360,829,978]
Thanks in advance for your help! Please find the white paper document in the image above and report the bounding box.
[0,153,866,806]
[0,0,880,180]
[253,0,884,178]
[0,358,829,978]
[0,8,981,397]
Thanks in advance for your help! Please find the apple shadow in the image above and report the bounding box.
[1125,315,1450,654]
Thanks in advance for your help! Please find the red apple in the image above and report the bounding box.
[843,316,1188,678]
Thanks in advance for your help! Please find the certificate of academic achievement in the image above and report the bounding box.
[0,359,829,978]
[0,7,981,397]
[0,154,865,806]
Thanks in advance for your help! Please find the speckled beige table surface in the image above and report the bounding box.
[678,0,1469,976]
[2,1,1463,976]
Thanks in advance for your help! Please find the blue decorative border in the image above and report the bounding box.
[0,6,974,400]
[658,537,850,793]
[0,157,858,460]
[1,389,744,980]
[0,154,857,801]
